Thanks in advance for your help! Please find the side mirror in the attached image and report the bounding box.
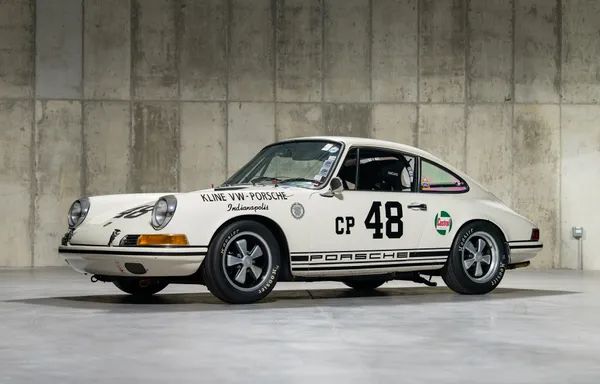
[321,177,344,197]
[330,177,343,193]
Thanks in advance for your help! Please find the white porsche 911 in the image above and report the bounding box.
[59,137,542,303]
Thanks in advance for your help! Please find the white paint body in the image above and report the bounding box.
[59,137,542,279]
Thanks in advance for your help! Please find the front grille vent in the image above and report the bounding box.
[119,235,140,247]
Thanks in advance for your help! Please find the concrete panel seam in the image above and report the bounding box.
[81,0,86,196]
[30,0,38,266]
[415,0,420,147]
[510,0,516,256]
[368,0,373,103]
[129,0,135,192]
[320,0,325,105]
[176,0,183,190]
[557,0,563,268]
[464,0,469,171]
[22,98,588,106]
[225,0,232,177]
[6,97,595,106]
[511,0,515,102]
[272,0,277,141]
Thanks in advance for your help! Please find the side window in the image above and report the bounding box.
[337,148,416,192]
[357,149,415,192]
[420,159,468,193]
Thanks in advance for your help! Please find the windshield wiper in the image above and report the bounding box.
[279,177,319,185]
[250,176,282,185]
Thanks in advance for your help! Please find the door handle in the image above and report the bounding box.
[407,203,427,211]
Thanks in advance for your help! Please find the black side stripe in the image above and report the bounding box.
[291,250,448,261]
[59,248,207,256]
[293,262,445,271]
[409,251,447,258]
[510,244,543,250]
[289,247,450,255]
[293,257,446,266]
[291,255,309,262]
[71,243,209,248]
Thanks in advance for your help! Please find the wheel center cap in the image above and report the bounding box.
[241,256,252,268]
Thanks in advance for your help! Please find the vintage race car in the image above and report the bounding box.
[58,137,542,303]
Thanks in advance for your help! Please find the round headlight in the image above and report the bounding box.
[151,195,177,230]
[153,200,168,226]
[68,198,90,228]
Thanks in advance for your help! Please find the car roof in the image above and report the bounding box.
[278,135,485,194]
[280,135,444,166]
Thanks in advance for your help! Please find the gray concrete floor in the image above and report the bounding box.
[0,268,599,383]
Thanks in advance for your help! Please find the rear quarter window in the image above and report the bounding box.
[420,159,468,193]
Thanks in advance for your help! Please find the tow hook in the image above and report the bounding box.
[90,275,99,283]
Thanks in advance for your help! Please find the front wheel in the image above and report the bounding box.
[113,278,168,296]
[442,222,507,294]
[203,220,281,304]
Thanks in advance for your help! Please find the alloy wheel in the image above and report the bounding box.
[461,231,500,283]
[222,231,272,292]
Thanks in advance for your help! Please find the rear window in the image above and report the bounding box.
[420,159,468,193]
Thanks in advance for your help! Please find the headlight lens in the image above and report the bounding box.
[68,198,90,228]
[151,195,177,230]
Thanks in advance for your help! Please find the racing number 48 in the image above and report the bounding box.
[364,201,403,239]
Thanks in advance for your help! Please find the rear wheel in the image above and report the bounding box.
[203,220,281,304]
[442,221,507,294]
[113,278,168,296]
[343,276,388,290]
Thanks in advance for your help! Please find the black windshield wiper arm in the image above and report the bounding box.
[279,177,319,185]
[250,176,282,185]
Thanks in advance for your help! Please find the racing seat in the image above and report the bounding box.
[400,167,412,191]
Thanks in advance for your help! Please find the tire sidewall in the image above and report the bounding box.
[206,220,281,303]
[447,222,507,293]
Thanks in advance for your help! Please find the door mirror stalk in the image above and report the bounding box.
[321,177,344,197]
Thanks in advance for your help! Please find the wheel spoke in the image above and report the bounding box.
[249,264,263,279]
[226,254,243,267]
[235,239,248,256]
[463,256,476,269]
[249,245,263,260]
[234,266,248,284]
[481,254,492,265]
[477,238,486,253]
[474,261,483,277]
[464,241,478,255]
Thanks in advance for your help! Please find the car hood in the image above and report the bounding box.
[87,185,308,224]
[69,185,311,246]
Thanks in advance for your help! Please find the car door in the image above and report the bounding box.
[301,147,430,270]
[414,158,470,250]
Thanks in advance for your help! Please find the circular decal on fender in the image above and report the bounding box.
[435,211,452,235]
[290,202,305,219]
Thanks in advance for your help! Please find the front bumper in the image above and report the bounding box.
[58,245,207,277]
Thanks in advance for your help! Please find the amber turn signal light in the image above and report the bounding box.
[137,234,189,246]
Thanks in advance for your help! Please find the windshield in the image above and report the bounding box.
[223,140,343,189]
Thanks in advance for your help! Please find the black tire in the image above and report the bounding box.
[343,276,388,290]
[442,221,507,294]
[113,278,168,296]
[203,220,281,304]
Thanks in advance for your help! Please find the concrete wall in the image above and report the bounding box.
[0,0,599,269]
